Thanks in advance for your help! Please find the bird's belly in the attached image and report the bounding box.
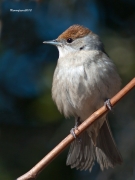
[52,66,102,119]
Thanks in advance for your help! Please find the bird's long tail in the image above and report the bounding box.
[66,120,122,171]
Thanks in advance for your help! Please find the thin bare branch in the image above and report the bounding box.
[17,78,135,180]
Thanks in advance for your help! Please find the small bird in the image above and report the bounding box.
[43,25,122,171]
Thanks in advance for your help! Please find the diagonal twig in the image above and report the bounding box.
[17,78,135,180]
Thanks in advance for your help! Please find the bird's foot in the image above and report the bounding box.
[70,117,81,143]
[104,99,112,111]
[70,126,78,139]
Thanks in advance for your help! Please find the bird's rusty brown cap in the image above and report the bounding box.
[57,24,91,40]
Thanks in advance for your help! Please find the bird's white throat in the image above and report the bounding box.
[58,46,77,58]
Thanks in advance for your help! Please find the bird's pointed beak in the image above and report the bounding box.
[43,39,62,46]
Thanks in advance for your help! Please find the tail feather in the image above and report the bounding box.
[66,129,96,171]
[66,120,122,171]
[96,120,122,170]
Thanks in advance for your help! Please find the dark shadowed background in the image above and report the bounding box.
[0,0,135,179]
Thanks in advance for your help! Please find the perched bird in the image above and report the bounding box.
[43,25,122,171]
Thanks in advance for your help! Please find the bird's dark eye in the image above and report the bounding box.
[67,38,73,43]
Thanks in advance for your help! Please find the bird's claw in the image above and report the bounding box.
[70,117,82,143]
[104,99,112,110]
[70,126,78,139]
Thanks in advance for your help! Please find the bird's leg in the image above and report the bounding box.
[104,99,112,111]
[70,117,81,139]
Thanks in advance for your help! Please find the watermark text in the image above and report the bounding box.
[10,9,32,12]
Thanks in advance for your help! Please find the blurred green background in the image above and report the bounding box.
[0,0,135,179]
